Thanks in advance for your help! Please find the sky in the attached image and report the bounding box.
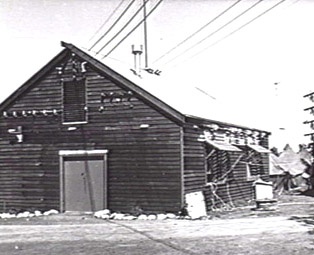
[1,0,314,151]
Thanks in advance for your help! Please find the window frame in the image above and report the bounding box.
[243,148,267,181]
[205,148,233,184]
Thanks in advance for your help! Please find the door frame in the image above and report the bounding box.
[59,150,108,212]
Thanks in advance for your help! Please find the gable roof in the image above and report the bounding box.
[0,42,185,125]
[0,41,270,133]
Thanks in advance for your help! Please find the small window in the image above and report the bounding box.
[62,79,87,124]
[205,139,241,183]
[236,145,269,181]
[206,149,232,183]
[245,150,265,181]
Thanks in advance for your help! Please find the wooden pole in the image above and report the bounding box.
[143,0,148,68]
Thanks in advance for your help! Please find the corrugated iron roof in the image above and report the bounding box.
[74,43,270,133]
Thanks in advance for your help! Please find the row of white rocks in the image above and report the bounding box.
[94,209,192,220]
[0,209,59,219]
[0,209,193,220]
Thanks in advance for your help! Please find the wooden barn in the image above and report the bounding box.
[0,42,271,214]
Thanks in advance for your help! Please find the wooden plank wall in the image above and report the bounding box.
[0,56,182,213]
[203,149,271,211]
[183,124,256,210]
[183,125,206,193]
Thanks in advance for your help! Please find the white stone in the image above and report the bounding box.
[2,213,16,219]
[100,214,110,220]
[43,209,59,216]
[102,209,110,215]
[113,213,125,220]
[22,211,31,217]
[43,211,51,216]
[34,210,42,216]
[137,214,148,220]
[45,209,57,215]
[49,209,59,215]
[123,215,137,220]
[94,211,104,218]
[157,214,167,220]
[109,212,117,219]
[166,213,176,219]
[0,213,8,219]
[147,214,157,220]
[94,209,111,218]
[17,212,27,218]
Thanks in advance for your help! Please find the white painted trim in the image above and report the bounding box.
[180,127,185,207]
[59,150,108,156]
[62,121,88,125]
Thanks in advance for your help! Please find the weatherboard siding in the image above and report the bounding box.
[0,59,182,213]
[183,125,207,193]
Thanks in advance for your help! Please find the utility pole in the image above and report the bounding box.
[303,91,314,158]
[143,0,148,68]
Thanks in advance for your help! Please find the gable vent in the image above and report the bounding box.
[62,79,87,124]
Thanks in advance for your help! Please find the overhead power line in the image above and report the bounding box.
[162,0,264,68]
[88,0,125,43]
[89,0,136,51]
[96,0,150,55]
[102,0,164,59]
[208,0,287,50]
[172,0,287,69]
[153,0,242,65]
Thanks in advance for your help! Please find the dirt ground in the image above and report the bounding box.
[0,193,314,255]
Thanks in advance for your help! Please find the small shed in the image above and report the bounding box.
[0,42,271,214]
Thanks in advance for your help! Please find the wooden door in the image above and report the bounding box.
[63,156,105,212]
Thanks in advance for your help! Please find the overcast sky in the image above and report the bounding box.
[1,0,314,151]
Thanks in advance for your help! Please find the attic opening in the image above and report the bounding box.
[62,78,87,124]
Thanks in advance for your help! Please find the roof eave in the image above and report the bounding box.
[185,114,271,134]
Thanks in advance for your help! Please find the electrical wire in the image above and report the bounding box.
[89,0,136,51]
[88,0,125,43]
[169,0,287,69]
[96,0,150,55]
[102,0,163,59]
[153,0,242,65]
[209,0,287,50]
[162,0,264,68]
